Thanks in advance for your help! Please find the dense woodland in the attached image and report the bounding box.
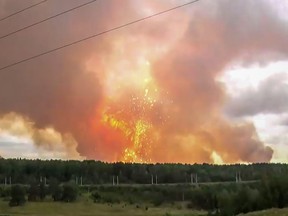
[1,159,288,216]
[0,159,287,185]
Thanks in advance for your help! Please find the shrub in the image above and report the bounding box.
[152,194,164,207]
[62,183,78,202]
[0,186,11,198]
[91,191,101,203]
[9,185,26,207]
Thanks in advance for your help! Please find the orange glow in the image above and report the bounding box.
[101,92,154,163]
[81,1,274,164]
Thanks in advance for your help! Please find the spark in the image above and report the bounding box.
[102,114,133,138]
[103,111,152,163]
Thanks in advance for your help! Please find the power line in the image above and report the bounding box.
[0,0,48,22]
[0,0,98,40]
[0,0,201,71]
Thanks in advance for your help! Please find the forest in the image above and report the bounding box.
[0,159,288,216]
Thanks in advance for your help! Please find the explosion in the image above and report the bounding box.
[1,0,287,163]
[103,114,151,163]
[99,60,161,163]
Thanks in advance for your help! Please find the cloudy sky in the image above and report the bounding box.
[0,0,287,164]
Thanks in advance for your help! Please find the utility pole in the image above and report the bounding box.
[191,173,198,184]
[44,177,47,186]
[155,175,158,185]
[151,175,154,185]
[116,176,119,185]
[236,172,241,183]
[112,176,115,186]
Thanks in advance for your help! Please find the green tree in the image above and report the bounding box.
[218,189,235,216]
[28,182,39,201]
[39,182,46,200]
[9,185,26,207]
[62,183,78,202]
[49,179,62,201]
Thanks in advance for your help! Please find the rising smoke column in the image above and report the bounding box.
[0,0,287,162]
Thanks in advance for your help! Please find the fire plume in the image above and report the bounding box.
[0,0,281,163]
[101,87,156,163]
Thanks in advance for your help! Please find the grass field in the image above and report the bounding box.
[0,200,205,216]
[1,200,288,216]
[238,208,288,216]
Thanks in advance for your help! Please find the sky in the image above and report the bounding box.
[0,0,287,164]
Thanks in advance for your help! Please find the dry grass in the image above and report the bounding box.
[0,200,205,216]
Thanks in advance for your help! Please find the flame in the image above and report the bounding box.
[93,36,163,163]
[102,90,154,163]
[85,14,186,162]
[102,113,152,163]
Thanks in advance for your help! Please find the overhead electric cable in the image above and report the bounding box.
[0,0,98,40]
[0,0,201,71]
[0,0,48,22]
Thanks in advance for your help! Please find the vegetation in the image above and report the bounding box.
[238,208,288,216]
[0,158,287,185]
[9,185,26,206]
[1,159,288,215]
[62,183,78,202]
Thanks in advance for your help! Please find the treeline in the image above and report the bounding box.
[0,158,287,185]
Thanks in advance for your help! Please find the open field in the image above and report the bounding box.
[239,208,288,216]
[0,200,205,216]
[1,200,288,216]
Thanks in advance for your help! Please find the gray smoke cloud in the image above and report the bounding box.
[225,73,288,117]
